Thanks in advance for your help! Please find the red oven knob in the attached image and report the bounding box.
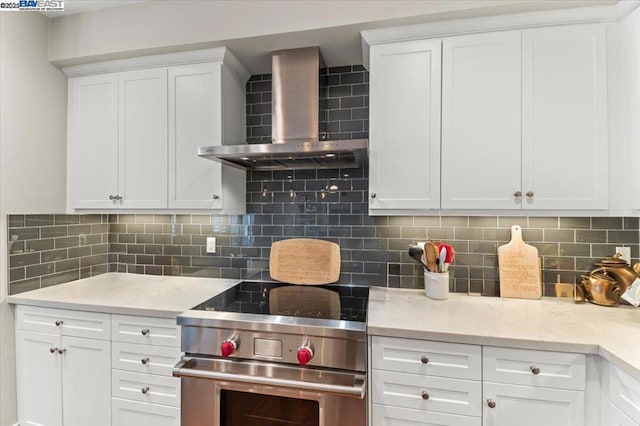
[221,339,237,358]
[297,345,314,366]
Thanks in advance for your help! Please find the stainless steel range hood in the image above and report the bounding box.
[198,47,368,171]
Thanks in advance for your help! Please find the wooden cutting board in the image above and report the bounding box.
[498,225,542,299]
[269,238,340,285]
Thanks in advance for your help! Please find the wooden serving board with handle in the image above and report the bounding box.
[269,238,340,285]
[498,225,542,299]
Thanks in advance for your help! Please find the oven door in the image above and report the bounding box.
[174,357,366,426]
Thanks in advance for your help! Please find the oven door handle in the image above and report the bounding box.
[173,359,366,399]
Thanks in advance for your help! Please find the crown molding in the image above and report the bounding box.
[62,47,249,81]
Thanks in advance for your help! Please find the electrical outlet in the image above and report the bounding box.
[206,237,216,254]
[616,246,631,264]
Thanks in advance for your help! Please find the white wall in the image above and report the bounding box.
[47,0,593,67]
[0,11,67,425]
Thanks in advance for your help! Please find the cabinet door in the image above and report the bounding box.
[369,39,441,212]
[119,68,168,208]
[61,336,111,426]
[168,63,224,209]
[372,404,481,426]
[68,74,119,209]
[483,382,585,426]
[522,24,608,210]
[16,330,63,426]
[609,402,640,426]
[441,31,522,209]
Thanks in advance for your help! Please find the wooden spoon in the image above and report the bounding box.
[425,242,438,273]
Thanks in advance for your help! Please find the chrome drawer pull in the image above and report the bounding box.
[50,347,58,354]
[141,386,150,394]
[420,355,429,364]
[55,320,63,326]
[487,399,496,408]
[57,348,67,355]
[141,357,150,365]
[421,391,429,400]
[530,366,541,375]
[141,328,150,336]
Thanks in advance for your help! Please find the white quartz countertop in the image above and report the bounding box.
[368,287,640,381]
[7,273,240,318]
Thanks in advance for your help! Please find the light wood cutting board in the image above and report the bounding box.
[498,225,542,299]
[269,238,340,285]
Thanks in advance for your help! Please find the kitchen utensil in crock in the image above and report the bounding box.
[580,272,622,307]
[408,245,429,270]
[438,246,447,273]
[424,242,438,273]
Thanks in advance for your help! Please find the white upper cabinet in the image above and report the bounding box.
[65,48,248,212]
[369,39,442,214]
[168,63,246,212]
[119,69,168,209]
[442,24,608,211]
[441,31,522,210]
[67,74,119,209]
[521,24,608,210]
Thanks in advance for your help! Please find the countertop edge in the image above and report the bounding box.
[8,298,183,318]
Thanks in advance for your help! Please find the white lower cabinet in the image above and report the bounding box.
[15,305,181,426]
[609,402,640,426]
[607,365,640,425]
[370,337,587,426]
[111,315,182,426]
[16,306,112,426]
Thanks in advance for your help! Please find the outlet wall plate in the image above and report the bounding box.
[206,237,216,254]
[616,246,631,264]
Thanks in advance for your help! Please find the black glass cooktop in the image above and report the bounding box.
[192,281,369,322]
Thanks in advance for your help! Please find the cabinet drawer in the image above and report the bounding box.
[112,315,179,347]
[610,366,640,424]
[16,305,110,340]
[483,346,585,390]
[112,342,181,376]
[112,397,179,426]
[372,370,481,417]
[372,404,481,426]
[372,336,481,380]
[112,370,181,407]
[609,401,640,426]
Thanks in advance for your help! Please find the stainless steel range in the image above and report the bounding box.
[173,281,369,426]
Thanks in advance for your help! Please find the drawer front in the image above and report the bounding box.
[16,305,110,340]
[372,336,481,380]
[483,346,585,390]
[112,342,181,376]
[372,370,482,417]
[112,315,179,347]
[610,366,640,424]
[112,398,179,426]
[372,405,481,426]
[112,370,181,407]
[609,401,640,426]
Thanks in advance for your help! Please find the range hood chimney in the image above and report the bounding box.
[198,46,368,171]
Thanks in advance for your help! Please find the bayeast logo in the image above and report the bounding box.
[0,0,64,11]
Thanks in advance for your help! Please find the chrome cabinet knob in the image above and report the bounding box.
[530,366,541,375]
[525,191,534,197]
[420,355,429,364]
[141,328,150,336]
[57,348,66,355]
[212,194,220,200]
[109,195,115,200]
[141,386,150,394]
[513,191,522,197]
[50,347,58,354]
[141,357,150,365]
[370,193,377,199]
[115,195,122,201]
[421,391,430,400]
[487,399,496,408]
[55,320,63,326]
